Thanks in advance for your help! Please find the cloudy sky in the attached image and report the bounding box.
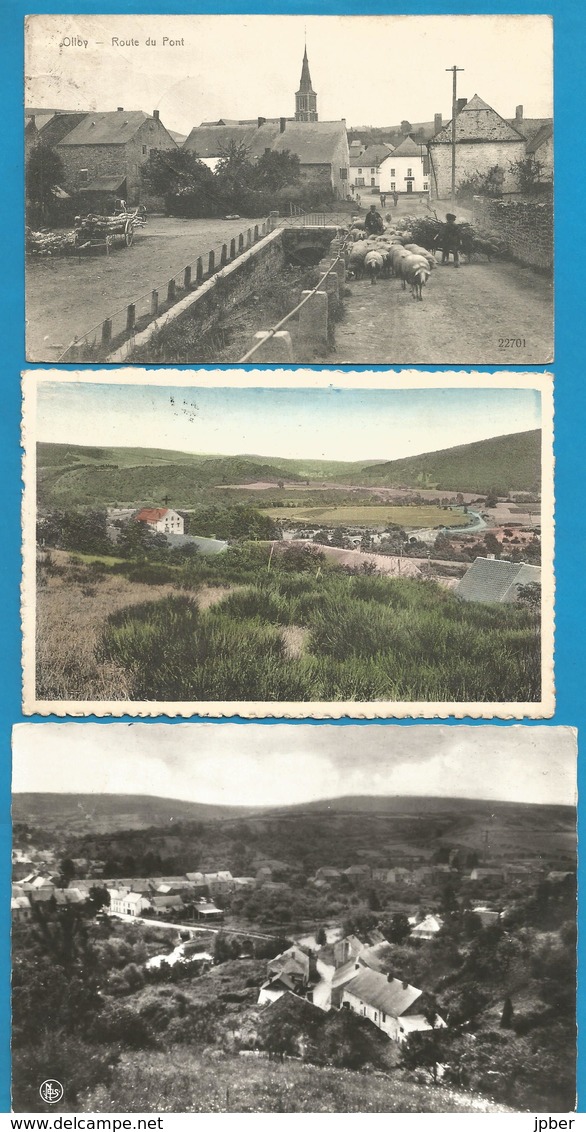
[25,15,553,137]
[12,724,576,808]
[35,377,542,463]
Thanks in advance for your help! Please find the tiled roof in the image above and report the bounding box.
[135,507,169,523]
[431,95,526,145]
[455,558,540,603]
[184,124,259,157]
[350,143,394,167]
[184,120,347,167]
[344,969,422,1017]
[389,134,424,158]
[39,112,89,147]
[165,534,228,555]
[58,110,152,146]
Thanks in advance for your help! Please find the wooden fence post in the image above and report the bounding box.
[208,250,215,275]
[167,279,176,303]
[229,238,236,260]
[220,244,228,266]
[253,226,259,242]
[150,290,159,317]
[247,229,252,248]
[196,257,203,283]
[183,266,192,290]
[238,233,244,253]
[126,304,136,334]
[101,318,112,347]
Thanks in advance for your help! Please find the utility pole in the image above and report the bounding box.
[446,65,464,205]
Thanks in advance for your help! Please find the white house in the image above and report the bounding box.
[341,968,442,1042]
[349,143,394,194]
[410,914,443,941]
[379,135,429,196]
[134,507,184,536]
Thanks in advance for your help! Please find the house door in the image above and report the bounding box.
[406,181,413,193]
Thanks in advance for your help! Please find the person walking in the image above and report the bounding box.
[437,212,461,266]
[364,203,384,235]
[393,190,399,207]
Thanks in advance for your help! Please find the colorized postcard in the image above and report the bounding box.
[22,369,554,718]
[25,14,553,365]
[11,721,577,1113]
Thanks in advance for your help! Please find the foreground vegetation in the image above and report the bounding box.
[36,544,541,703]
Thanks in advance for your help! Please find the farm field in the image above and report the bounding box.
[261,504,472,528]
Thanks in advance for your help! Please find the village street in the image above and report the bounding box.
[25,215,250,361]
[331,256,553,366]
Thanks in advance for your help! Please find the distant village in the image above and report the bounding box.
[25,44,552,212]
[12,835,573,1045]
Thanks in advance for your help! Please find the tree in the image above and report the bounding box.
[516,581,541,610]
[400,120,412,135]
[382,912,411,945]
[401,1026,447,1084]
[509,155,548,194]
[500,995,514,1028]
[141,148,216,216]
[254,149,301,192]
[26,143,65,222]
[316,925,327,947]
[58,858,76,887]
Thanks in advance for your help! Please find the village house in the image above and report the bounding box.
[455,558,541,603]
[194,899,223,922]
[470,867,505,882]
[150,894,185,917]
[341,968,443,1042]
[134,506,184,536]
[427,94,527,200]
[258,944,316,1005]
[378,135,430,197]
[11,895,33,922]
[410,914,444,941]
[54,107,177,206]
[349,142,394,194]
[233,876,256,890]
[203,871,234,896]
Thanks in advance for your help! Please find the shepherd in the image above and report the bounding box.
[437,213,461,266]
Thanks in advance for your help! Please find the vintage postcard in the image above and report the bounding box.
[24,14,553,365]
[22,369,554,719]
[11,721,577,1113]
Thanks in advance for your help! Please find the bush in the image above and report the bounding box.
[12,1037,119,1112]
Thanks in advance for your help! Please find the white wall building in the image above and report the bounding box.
[379,135,429,196]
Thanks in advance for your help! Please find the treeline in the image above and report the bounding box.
[141,143,335,218]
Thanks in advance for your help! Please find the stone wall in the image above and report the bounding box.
[429,139,526,199]
[472,196,553,270]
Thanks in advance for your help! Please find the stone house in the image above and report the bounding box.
[134,506,184,536]
[379,135,430,196]
[427,94,527,200]
[203,871,234,896]
[55,108,177,205]
[11,895,33,922]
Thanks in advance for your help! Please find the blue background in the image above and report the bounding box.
[1,0,583,1114]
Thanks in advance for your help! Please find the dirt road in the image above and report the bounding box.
[26,215,252,361]
[332,257,553,365]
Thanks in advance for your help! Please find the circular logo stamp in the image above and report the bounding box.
[39,1079,64,1104]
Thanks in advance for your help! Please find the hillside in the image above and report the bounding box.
[13,792,256,836]
[346,430,541,494]
[82,1049,514,1113]
[14,793,576,866]
[36,430,540,508]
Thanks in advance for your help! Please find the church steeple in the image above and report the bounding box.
[295,44,318,121]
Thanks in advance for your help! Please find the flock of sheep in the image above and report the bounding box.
[344,221,437,301]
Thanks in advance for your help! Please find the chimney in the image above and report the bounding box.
[117,107,124,112]
[279,117,287,133]
[515,104,523,123]
[257,116,266,129]
[456,97,467,113]
[153,109,160,120]
[434,112,443,133]
[403,980,409,990]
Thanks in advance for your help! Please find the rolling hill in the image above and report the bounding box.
[12,792,257,835]
[36,430,541,509]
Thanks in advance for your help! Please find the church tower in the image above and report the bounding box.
[295,45,318,122]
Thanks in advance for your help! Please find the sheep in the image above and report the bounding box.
[403,243,436,269]
[364,249,385,284]
[396,253,431,300]
[346,244,369,280]
[388,245,411,277]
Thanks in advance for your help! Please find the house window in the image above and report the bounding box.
[142,144,147,155]
[390,182,396,190]
[407,167,413,177]
[370,177,375,186]
[370,167,375,173]
[423,183,429,190]
[358,168,362,174]
[79,169,89,183]
[382,1013,386,1022]
[340,168,347,180]
[356,177,365,187]
[390,168,395,176]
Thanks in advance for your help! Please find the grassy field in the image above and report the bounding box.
[261,504,472,528]
[84,1050,515,1113]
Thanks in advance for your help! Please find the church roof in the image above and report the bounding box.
[430,94,526,145]
[297,46,315,94]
